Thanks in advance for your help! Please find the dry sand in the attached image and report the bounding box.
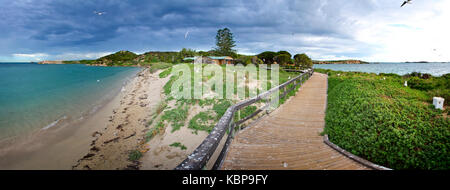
[140,104,210,170]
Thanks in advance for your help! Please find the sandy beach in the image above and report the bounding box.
[0,68,168,169]
[0,66,216,170]
[71,68,170,170]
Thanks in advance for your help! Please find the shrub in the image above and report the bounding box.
[128,150,143,161]
[293,53,313,68]
[322,72,450,169]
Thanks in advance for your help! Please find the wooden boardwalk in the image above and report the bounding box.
[221,73,369,170]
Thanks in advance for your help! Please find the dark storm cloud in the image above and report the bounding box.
[3,0,441,61]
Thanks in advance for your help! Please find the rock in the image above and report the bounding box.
[92,131,102,137]
[90,146,100,152]
[82,153,95,160]
[139,94,148,100]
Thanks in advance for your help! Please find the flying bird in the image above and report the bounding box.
[93,11,106,16]
[401,0,412,7]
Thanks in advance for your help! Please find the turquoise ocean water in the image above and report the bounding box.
[0,63,140,140]
[313,62,450,76]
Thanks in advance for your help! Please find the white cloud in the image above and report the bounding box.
[349,0,450,62]
[12,53,49,61]
[9,52,112,62]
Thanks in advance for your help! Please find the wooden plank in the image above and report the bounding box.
[221,72,370,170]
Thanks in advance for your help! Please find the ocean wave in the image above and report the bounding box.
[42,115,67,130]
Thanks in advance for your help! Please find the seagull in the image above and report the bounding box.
[401,0,412,7]
[184,31,189,39]
[93,11,106,16]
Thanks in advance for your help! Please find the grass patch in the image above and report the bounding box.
[145,121,165,142]
[161,106,189,132]
[212,100,232,120]
[240,105,257,119]
[128,150,143,161]
[145,62,173,73]
[159,67,172,78]
[169,142,187,150]
[189,111,216,134]
[316,69,450,169]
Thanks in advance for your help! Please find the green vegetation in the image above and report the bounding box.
[405,72,450,105]
[146,62,173,73]
[240,105,257,119]
[235,55,263,65]
[63,60,96,64]
[145,121,165,142]
[293,53,313,68]
[212,100,232,120]
[96,50,138,66]
[161,106,189,132]
[316,69,450,169]
[128,150,143,161]
[215,28,237,57]
[170,142,187,150]
[189,111,216,133]
[159,67,172,78]
[257,51,278,65]
[274,54,292,66]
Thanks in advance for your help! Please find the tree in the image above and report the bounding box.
[235,55,263,66]
[179,48,197,58]
[293,53,313,68]
[277,50,291,58]
[215,28,236,57]
[274,54,292,66]
[257,51,277,64]
[198,51,211,57]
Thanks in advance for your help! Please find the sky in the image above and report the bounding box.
[0,0,449,62]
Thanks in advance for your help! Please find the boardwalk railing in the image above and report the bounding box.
[174,69,314,170]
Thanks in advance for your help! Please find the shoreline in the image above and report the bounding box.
[0,68,143,169]
[72,68,170,170]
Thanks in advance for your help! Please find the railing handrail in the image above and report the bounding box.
[174,69,314,170]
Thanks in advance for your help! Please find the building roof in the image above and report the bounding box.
[208,56,233,60]
[183,57,196,61]
[183,56,233,61]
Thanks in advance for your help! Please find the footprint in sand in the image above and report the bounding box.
[166,152,182,159]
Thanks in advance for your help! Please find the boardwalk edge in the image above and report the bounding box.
[323,135,392,170]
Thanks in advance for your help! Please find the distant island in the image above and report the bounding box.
[38,60,64,64]
[313,60,369,64]
[38,50,184,67]
[405,61,429,63]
